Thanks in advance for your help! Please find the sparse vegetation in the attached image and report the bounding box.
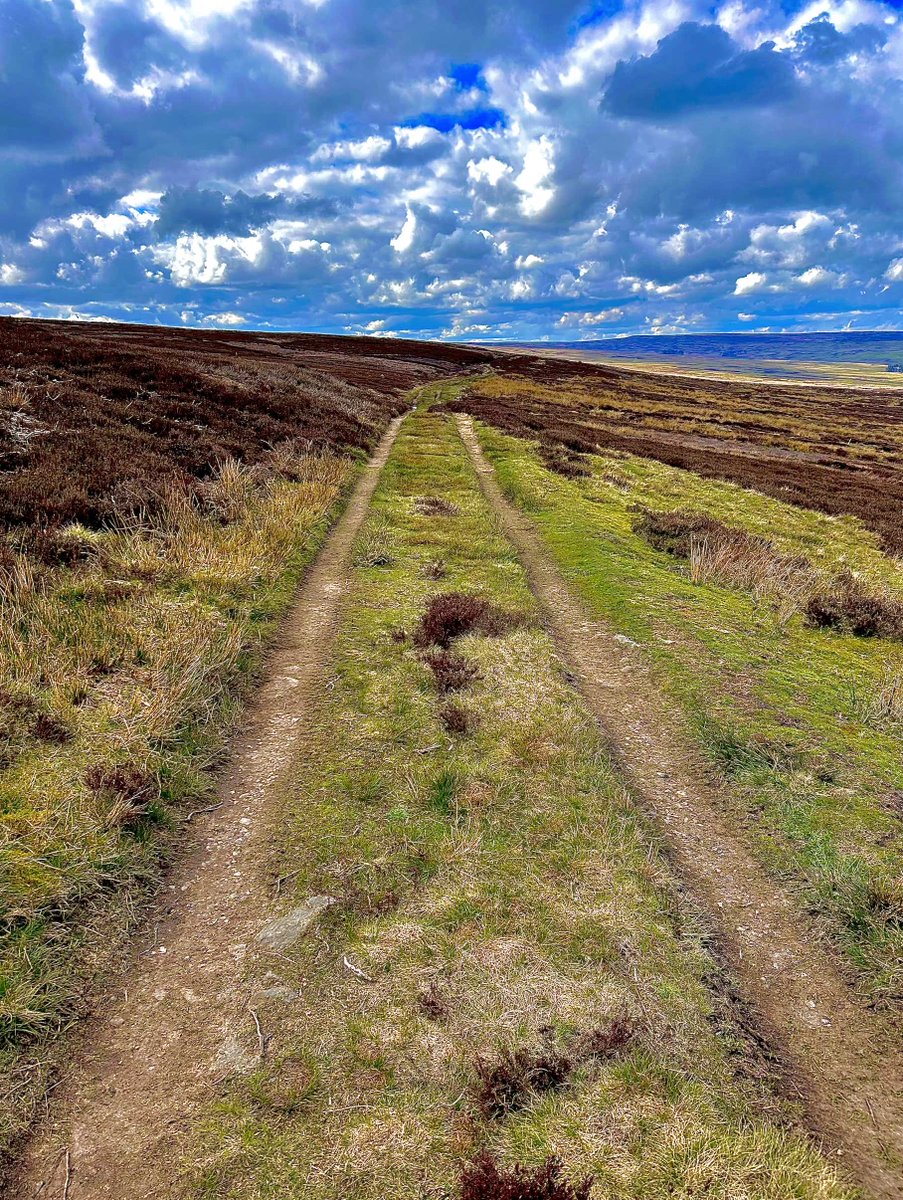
[0,323,491,1159]
[189,400,849,1200]
[470,399,903,1005]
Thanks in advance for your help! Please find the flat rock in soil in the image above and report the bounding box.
[255,895,336,952]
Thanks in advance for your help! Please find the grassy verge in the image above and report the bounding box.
[0,445,360,1152]
[191,399,849,1200]
[471,415,903,1008]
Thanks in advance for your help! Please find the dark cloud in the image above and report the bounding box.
[155,188,337,239]
[0,0,99,153]
[792,13,886,66]
[603,23,797,119]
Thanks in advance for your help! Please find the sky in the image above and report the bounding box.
[1,0,903,341]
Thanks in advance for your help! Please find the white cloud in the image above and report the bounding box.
[557,308,625,326]
[796,266,840,287]
[390,208,417,254]
[203,311,246,325]
[734,271,769,295]
[886,258,903,281]
[467,156,512,186]
[0,264,26,286]
[312,136,392,163]
[516,137,555,217]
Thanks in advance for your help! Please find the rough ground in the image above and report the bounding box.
[6,414,405,1200]
[6,397,903,1199]
[455,412,903,1200]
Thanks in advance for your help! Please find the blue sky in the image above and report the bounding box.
[1,0,903,340]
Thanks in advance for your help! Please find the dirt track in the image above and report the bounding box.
[7,414,407,1200]
[455,412,903,1200]
[8,401,903,1199]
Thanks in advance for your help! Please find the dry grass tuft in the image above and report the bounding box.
[459,1154,593,1200]
[353,515,394,567]
[806,570,903,640]
[688,533,812,623]
[850,664,903,728]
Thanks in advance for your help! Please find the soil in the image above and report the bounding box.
[8,399,903,1199]
[5,413,406,1200]
[455,412,903,1200]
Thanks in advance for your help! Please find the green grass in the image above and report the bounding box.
[0,449,358,1152]
[190,394,850,1200]
[473,416,903,1007]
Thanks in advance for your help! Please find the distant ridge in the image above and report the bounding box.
[508,331,903,368]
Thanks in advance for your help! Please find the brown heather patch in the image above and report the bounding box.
[438,701,479,735]
[413,592,518,650]
[474,1044,573,1119]
[444,364,903,556]
[459,1153,593,1200]
[805,570,903,640]
[417,980,450,1021]
[473,1020,634,1120]
[0,316,493,546]
[84,763,160,830]
[423,649,480,694]
[414,495,460,516]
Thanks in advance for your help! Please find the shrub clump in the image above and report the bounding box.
[418,980,449,1021]
[84,763,159,829]
[422,558,448,580]
[413,495,459,516]
[460,1154,593,1200]
[474,1020,634,1120]
[414,592,517,650]
[805,570,903,640]
[475,1045,572,1119]
[632,508,762,559]
[423,649,479,694]
[439,701,479,735]
[539,439,592,479]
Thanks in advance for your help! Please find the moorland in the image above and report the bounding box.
[1,319,902,1200]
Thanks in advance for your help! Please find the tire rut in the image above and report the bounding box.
[455,412,903,1200]
[7,412,408,1200]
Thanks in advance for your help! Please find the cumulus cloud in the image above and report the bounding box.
[603,22,797,119]
[0,0,902,338]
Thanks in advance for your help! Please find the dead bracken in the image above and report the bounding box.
[459,1153,593,1200]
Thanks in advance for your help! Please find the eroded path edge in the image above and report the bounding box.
[455,411,903,1200]
[7,409,409,1200]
